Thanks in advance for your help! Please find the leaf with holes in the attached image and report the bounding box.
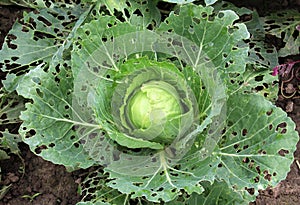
[0,4,88,92]
[186,181,246,204]
[264,10,300,57]
[0,90,24,158]
[0,90,24,126]
[16,62,95,171]
[215,93,298,201]
[101,0,161,28]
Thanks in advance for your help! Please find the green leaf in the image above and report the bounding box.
[245,10,279,68]
[16,62,95,170]
[0,4,88,92]
[0,90,24,125]
[0,130,22,156]
[158,4,250,74]
[214,3,278,69]
[106,151,208,202]
[0,90,24,157]
[204,0,218,6]
[92,0,161,29]
[161,0,195,4]
[187,181,246,204]
[77,168,128,205]
[216,93,298,201]
[0,150,10,161]
[228,65,279,102]
[264,10,300,57]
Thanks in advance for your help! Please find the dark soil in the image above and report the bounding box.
[0,2,300,205]
[0,143,82,205]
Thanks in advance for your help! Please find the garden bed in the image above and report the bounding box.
[0,1,300,204]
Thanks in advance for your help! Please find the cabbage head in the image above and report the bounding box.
[92,57,199,149]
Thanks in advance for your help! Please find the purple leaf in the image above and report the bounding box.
[272,60,300,76]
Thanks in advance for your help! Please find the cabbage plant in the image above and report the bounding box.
[0,1,298,204]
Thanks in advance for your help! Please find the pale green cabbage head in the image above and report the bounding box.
[110,58,199,146]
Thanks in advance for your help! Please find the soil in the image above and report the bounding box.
[0,2,299,205]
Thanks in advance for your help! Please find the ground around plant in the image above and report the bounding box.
[0,2,300,205]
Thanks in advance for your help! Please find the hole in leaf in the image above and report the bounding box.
[258,149,267,155]
[248,160,255,169]
[55,76,60,83]
[242,128,248,136]
[81,85,87,91]
[278,149,289,156]
[254,176,260,183]
[157,187,164,192]
[192,17,200,24]
[242,157,250,163]
[151,193,157,197]
[201,12,207,18]
[74,142,80,148]
[35,87,43,98]
[22,26,29,32]
[11,56,19,61]
[233,144,239,149]
[276,122,287,132]
[170,172,178,177]
[255,166,261,174]
[133,182,143,187]
[266,109,273,116]
[37,16,52,26]
[208,14,215,21]
[35,145,47,154]
[263,170,272,181]
[245,187,255,195]
[93,66,99,73]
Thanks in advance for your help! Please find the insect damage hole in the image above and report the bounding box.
[278,149,289,156]
[242,128,248,136]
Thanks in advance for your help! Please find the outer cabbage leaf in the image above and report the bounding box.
[0,4,89,92]
[264,10,300,57]
[187,181,246,205]
[214,2,279,69]
[161,0,218,5]
[0,91,24,158]
[77,169,128,205]
[16,62,95,171]
[245,10,279,69]
[101,0,161,28]
[158,4,250,74]
[0,90,24,126]
[162,0,195,4]
[215,93,298,201]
